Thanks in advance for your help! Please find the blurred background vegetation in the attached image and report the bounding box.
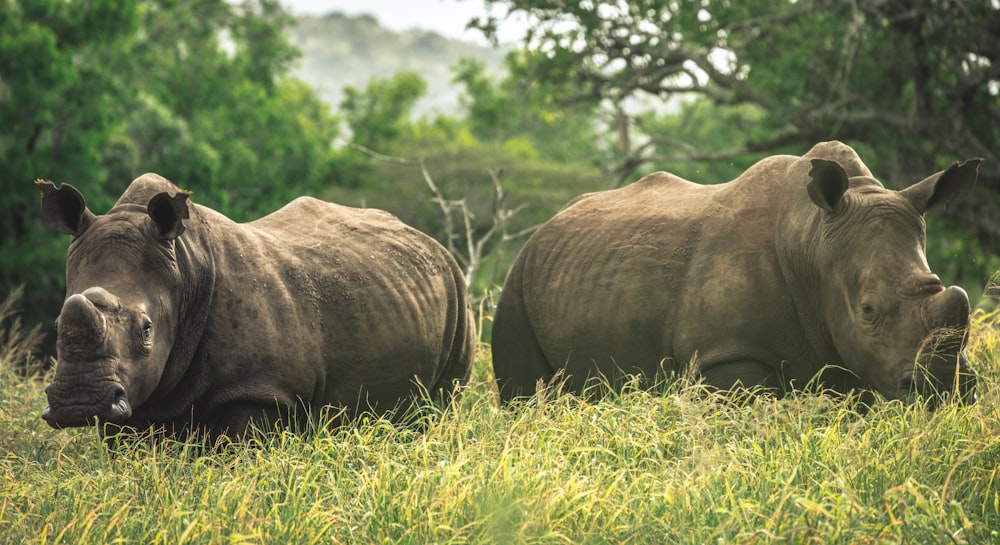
[2,0,998,358]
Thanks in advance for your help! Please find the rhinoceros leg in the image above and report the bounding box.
[492,281,555,403]
[698,359,785,396]
[493,339,553,403]
[207,402,288,441]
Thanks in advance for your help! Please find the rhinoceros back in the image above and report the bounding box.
[203,196,474,418]
[492,172,725,399]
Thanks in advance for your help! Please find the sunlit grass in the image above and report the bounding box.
[1,289,998,544]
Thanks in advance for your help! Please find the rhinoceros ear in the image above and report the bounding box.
[147,191,191,240]
[807,159,849,213]
[903,158,981,214]
[37,180,96,237]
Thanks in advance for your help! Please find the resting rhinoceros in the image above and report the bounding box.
[38,174,475,439]
[492,141,979,404]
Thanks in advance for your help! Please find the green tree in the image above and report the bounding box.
[0,0,141,348]
[0,0,341,355]
[636,98,780,185]
[322,69,609,296]
[453,54,601,164]
[340,72,428,151]
[472,0,1000,289]
[103,0,340,218]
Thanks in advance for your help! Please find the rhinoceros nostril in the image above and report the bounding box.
[108,387,132,420]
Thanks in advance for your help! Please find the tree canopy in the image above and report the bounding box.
[0,0,341,345]
[472,0,1000,250]
[463,0,1000,297]
[4,0,998,356]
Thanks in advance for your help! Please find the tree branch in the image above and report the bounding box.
[609,131,801,188]
[350,145,539,289]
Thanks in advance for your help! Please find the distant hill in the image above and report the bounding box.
[289,12,506,117]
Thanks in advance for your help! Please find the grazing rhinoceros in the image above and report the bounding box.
[38,174,475,439]
[492,141,979,404]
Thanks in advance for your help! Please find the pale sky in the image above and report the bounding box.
[280,0,527,45]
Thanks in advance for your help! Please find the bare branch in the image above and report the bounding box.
[350,146,539,290]
[348,143,421,166]
[608,131,801,188]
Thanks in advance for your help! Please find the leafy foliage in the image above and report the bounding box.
[341,72,428,151]
[7,0,999,356]
[329,58,609,297]
[1,0,342,348]
[453,54,602,164]
[472,0,1000,294]
[290,12,504,116]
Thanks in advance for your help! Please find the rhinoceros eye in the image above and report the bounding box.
[140,316,153,344]
[860,302,877,322]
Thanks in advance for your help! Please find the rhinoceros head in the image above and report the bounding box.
[38,178,191,429]
[803,157,980,404]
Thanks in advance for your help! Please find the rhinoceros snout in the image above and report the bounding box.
[41,383,132,428]
[904,285,975,406]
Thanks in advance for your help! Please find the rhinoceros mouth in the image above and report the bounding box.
[890,347,976,407]
[909,362,977,405]
[41,382,133,429]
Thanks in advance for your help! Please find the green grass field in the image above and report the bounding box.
[2,293,999,544]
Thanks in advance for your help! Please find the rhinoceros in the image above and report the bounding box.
[492,141,979,404]
[38,174,475,439]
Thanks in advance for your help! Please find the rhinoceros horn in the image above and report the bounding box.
[921,286,970,332]
[57,293,107,359]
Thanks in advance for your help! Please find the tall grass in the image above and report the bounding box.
[1,288,998,544]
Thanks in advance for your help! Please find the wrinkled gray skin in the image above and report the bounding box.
[492,141,979,405]
[39,173,475,440]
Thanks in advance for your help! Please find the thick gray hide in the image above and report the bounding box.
[40,174,475,438]
[492,141,979,403]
